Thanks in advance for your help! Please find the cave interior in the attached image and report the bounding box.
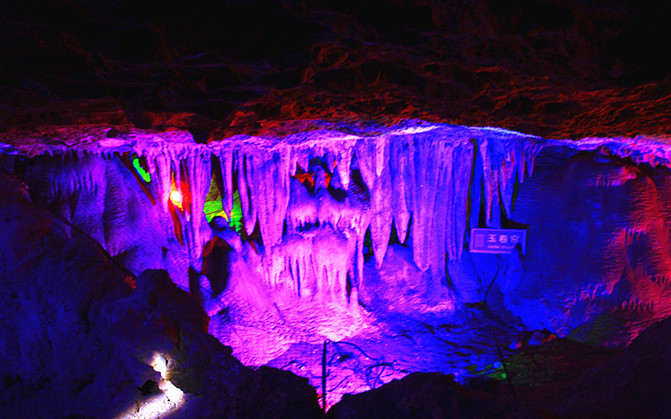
[1,1,671,417]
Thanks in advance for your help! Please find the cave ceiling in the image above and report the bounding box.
[0,0,669,140]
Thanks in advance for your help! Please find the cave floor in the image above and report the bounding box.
[209,297,618,410]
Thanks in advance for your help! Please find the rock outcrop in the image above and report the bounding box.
[566,315,671,418]
[326,372,499,418]
[0,170,321,418]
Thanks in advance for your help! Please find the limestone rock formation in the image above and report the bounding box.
[0,170,320,418]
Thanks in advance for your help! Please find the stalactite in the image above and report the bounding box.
[2,123,547,301]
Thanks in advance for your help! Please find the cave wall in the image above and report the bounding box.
[5,123,671,347]
[0,170,321,417]
[463,145,671,345]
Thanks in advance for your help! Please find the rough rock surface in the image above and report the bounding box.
[0,0,669,139]
[566,315,671,418]
[1,1,671,417]
[326,372,500,418]
[0,170,320,418]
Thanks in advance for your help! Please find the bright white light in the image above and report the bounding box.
[170,190,183,207]
[115,353,186,419]
[393,125,438,135]
[151,353,169,379]
[150,353,184,405]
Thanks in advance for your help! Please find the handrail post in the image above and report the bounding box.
[322,340,329,413]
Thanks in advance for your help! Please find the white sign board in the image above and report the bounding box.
[469,228,527,255]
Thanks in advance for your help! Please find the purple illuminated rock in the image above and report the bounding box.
[0,171,320,418]
[1,0,671,414]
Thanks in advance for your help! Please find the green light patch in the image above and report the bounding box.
[204,176,243,232]
[132,155,151,183]
[466,362,507,381]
